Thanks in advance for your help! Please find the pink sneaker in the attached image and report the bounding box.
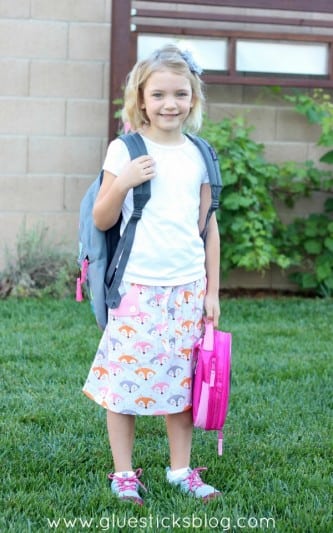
[108,468,147,505]
[166,467,221,501]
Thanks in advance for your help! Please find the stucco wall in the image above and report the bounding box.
[0,1,330,290]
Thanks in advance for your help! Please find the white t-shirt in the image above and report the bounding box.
[103,134,209,286]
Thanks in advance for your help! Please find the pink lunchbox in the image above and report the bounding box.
[192,321,232,455]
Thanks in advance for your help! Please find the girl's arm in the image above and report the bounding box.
[204,213,220,327]
[199,184,221,327]
[93,155,156,231]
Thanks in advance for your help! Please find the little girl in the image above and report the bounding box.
[83,44,221,505]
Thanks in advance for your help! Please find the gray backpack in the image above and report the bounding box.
[76,132,222,329]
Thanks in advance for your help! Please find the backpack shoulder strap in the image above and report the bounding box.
[185,133,222,240]
[118,132,151,208]
[105,133,151,310]
[119,132,147,159]
[185,133,222,190]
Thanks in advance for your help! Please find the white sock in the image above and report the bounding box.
[167,467,189,481]
[114,470,135,478]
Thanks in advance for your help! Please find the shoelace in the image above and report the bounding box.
[108,468,147,494]
[184,467,208,492]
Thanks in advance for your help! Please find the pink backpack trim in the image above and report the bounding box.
[192,321,232,455]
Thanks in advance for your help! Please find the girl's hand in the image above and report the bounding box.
[204,292,220,328]
[121,155,156,189]
[93,156,155,231]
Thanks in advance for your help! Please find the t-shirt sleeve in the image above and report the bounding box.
[202,167,209,184]
[191,142,210,185]
[199,154,209,184]
[103,138,130,175]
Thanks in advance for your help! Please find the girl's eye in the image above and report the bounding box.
[152,92,163,98]
[177,91,189,97]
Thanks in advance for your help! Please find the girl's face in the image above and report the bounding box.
[141,69,194,140]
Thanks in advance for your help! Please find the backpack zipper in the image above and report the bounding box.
[208,350,230,429]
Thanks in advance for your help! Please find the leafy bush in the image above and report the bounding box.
[283,206,333,297]
[201,98,333,296]
[202,116,291,274]
[280,90,333,296]
[0,222,76,299]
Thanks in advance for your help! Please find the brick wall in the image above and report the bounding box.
[0,1,330,290]
[0,0,112,269]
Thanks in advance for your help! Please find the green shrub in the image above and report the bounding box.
[201,116,291,274]
[280,89,333,296]
[0,222,76,299]
[281,202,333,297]
[201,95,333,297]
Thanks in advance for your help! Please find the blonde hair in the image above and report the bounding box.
[122,44,205,133]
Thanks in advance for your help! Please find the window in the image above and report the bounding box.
[137,35,228,72]
[236,40,328,76]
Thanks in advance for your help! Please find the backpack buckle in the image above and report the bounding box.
[106,291,122,309]
[131,208,143,220]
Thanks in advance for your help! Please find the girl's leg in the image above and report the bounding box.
[107,411,146,505]
[106,410,135,472]
[165,409,193,469]
[165,409,221,500]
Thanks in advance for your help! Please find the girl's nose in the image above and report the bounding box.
[164,97,176,109]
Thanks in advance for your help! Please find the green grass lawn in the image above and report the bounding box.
[1,297,332,532]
